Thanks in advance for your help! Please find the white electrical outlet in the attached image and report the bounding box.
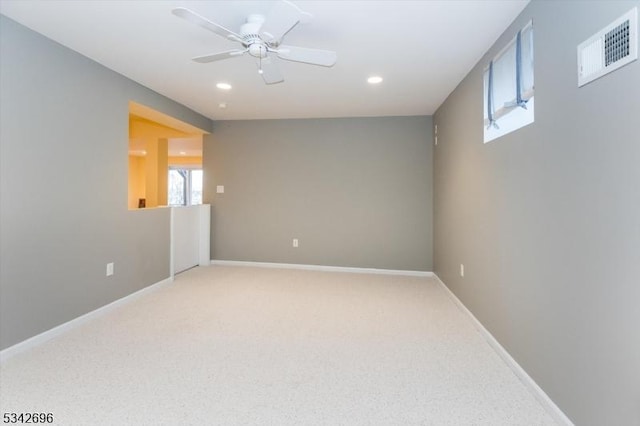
[216,185,224,194]
[460,264,464,277]
[106,262,114,277]
[293,238,299,248]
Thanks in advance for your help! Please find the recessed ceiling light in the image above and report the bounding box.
[216,82,232,90]
[367,76,383,84]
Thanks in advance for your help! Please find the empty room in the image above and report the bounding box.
[0,1,638,425]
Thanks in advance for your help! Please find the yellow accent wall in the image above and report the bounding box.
[130,118,192,139]
[141,137,169,207]
[168,156,202,167]
[128,156,146,209]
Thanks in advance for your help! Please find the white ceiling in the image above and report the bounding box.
[0,0,529,121]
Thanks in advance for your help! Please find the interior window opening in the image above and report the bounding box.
[128,101,206,209]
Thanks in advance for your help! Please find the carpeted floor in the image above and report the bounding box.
[0,265,556,425]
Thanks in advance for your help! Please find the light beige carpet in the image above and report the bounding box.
[0,266,556,425]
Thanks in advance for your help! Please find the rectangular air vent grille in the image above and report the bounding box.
[578,7,637,87]
[605,20,630,66]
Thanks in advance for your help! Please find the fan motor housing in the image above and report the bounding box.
[241,14,269,57]
[248,43,268,58]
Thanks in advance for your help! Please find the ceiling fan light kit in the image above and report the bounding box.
[172,0,337,85]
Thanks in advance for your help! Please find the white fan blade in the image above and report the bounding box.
[173,7,242,41]
[192,49,247,63]
[259,56,284,84]
[260,1,311,44]
[277,45,337,67]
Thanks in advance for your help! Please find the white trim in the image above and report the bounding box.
[168,164,202,171]
[0,277,173,364]
[432,274,574,426]
[211,260,432,277]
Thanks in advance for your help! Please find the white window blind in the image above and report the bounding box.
[484,21,534,142]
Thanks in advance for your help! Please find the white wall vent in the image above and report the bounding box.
[578,7,638,87]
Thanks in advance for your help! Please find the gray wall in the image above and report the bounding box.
[204,117,433,271]
[433,1,640,424]
[0,16,212,350]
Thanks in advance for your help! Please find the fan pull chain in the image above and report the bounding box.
[258,45,264,74]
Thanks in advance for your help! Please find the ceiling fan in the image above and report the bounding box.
[172,1,337,84]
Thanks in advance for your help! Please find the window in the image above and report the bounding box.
[168,168,203,206]
[484,21,534,143]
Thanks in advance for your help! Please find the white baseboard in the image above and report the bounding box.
[0,277,173,363]
[432,274,573,426]
[210,259,433,277]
